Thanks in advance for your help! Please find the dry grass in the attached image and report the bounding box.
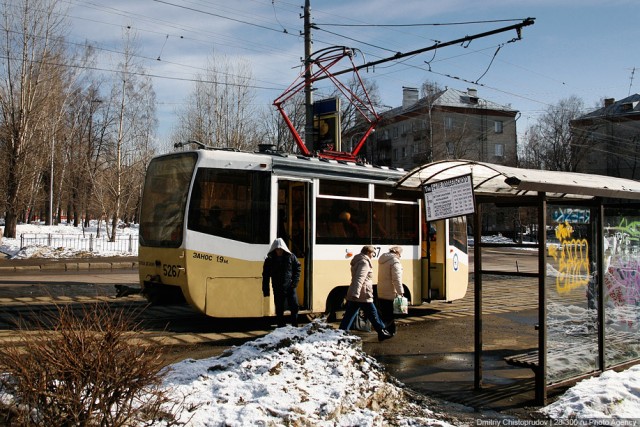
[0,303,184,426]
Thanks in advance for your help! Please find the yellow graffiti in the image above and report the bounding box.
[551,222,591,294]
[555,222,573,241]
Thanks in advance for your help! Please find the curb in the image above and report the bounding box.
[0,261,138,273]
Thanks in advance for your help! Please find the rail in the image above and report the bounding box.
[19,233,138,255]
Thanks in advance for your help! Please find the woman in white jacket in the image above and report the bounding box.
[377,246,404,335]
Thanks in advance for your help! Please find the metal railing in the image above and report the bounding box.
[19,233,138,255]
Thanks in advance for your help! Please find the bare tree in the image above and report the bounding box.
[173,54,257,150]
[96,29,156,241]
[0,0,70,238]
[338,77,381,133]
[258,92,306,153]
[414,80,476,163]
[520,96,585,171]
[415,81,444,163]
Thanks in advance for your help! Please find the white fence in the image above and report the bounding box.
[19,233,138,255]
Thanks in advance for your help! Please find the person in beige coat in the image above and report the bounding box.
[377,246,404,335]
[339,245,392,341]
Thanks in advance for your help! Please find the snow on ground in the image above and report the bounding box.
[156,321,640,425]
[1,223,640,424]
[0,221,138,258]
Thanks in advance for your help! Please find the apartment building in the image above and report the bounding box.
[571,94,640,180]
[367,87,518,170]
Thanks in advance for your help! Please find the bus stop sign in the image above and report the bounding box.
[423,174,475,221]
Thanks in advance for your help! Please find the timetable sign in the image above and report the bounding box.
[423,174,475,221]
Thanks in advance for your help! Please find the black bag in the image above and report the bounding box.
[351,309,371,332]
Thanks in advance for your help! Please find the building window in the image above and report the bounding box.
[494,121,503,134]
[393,148,398,161]
[401,147,406,158]
[444,117,453,130]
[393,127,399,138]
[494,143,504,157]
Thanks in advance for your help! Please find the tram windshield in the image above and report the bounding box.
[139,153,197,247]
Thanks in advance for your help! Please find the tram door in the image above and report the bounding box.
[277,181,311,310]
[421,217,469,302]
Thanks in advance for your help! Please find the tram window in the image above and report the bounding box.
[448,216,468,253]
[316,198,369,244]
[374,186,419,202]
[187,169,270,244]
[315,198,418,245]
[372,202,419,245]
[319,179,368,198]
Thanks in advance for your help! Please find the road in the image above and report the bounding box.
[0,249,544,414]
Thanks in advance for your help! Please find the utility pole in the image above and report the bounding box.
[303,0,314,150]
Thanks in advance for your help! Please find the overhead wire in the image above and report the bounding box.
[151,0,293,34]
[1,26,288,91]
[314,18,531,28]
[64,0,536,109]
[49,1,624,140]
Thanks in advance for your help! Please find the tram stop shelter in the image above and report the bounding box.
[397,159,640,404]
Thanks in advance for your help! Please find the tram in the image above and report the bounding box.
[138,146,468,318]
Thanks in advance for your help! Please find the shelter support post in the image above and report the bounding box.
[596,201,605,373]
[474,205,483,390]
[535,194,547,404]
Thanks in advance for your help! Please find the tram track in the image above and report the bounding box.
[0,274,540,351]
[0,287,279,351]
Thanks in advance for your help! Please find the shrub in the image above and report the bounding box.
[0,303,181,426]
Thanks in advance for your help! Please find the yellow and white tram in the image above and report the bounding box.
[138,147,468,318]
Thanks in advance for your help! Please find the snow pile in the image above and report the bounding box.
[158,321,455,426]
[541,365,640,419]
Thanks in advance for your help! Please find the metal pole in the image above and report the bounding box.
[303,0,314,152]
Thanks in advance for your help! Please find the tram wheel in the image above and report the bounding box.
[142,284,186,305]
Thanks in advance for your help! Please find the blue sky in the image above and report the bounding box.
[67,0,640,143]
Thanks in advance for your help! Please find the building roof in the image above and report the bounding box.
[381,87,517,118]
[397,159,640,200]
[433,87,515,112]
[576,93,640,120]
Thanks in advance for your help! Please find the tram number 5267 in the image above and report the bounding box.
[163,264,182,277]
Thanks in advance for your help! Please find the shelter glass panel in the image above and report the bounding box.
[545,205,598,384]
[603,207,640,368]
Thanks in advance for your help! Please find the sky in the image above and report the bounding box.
[61,0,640,145]
[2,222,640,424]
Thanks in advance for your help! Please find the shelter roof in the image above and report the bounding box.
[396,159,640,201]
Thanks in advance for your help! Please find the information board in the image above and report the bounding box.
[423,174,475,221]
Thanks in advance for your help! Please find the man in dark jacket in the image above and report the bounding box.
[262,238,301,327]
